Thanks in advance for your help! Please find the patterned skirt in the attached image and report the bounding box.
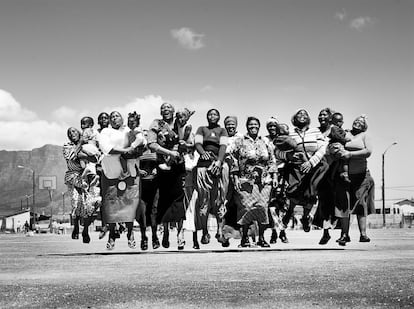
[236,178,271,225]
[195,163,229,228]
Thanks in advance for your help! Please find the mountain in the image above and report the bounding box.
[0,145,67,217]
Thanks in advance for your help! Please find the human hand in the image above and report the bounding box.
[169,150,180,159]
[233,176,241,192]
[210,160,222,176]
[300,161,312,174]
[341,151,352,160]
[201,152,212,161]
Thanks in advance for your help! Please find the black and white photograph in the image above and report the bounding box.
[0,0,413,308]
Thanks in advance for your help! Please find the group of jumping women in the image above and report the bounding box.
[63,103,375,250]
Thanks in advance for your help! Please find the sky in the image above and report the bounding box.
[1,0,413,201]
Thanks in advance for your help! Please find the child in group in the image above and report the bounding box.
[158,108,195,170]
[327,112,350,183]
[120,111,146,179]
[79,116,101,185]
[274,123,307,164]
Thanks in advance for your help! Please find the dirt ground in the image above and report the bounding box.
[1,227,413,308]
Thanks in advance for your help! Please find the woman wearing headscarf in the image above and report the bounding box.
[275,109,328,243]
[230,116,278,248]
[147,102,187,250]
[63,127,96,243]
[263,117,286,244]
[219,116,243,247]
[98,111,143,250]
[335,115,375,245]
[194,108,229,247]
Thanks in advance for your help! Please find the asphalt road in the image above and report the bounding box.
[1,227,413,308]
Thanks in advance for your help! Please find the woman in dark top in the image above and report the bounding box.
[194,109,229,248]
[147,102,187,250]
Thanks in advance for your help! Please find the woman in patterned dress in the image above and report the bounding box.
[63,127,97,243]
[230,117,278,248]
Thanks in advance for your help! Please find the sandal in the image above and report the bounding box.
[98,225,108,240]
[152,237,160,250]
[106,238,115,250]
[177,238,185,250]
[128,235,136,249]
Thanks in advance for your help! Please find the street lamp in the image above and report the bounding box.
[382,142,397,227]
[17,165,36,226]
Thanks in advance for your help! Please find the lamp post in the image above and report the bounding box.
[17,166,36,226]
[382,142,397,227]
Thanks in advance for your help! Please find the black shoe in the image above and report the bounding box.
[221,239,230,248]
[162,237,170,248]
[301,216,311,232]
[337,234,350,246]
[359,235,371,243]
[319,234,331,245]
[270,230,277,244]
[152,237,160,249]
[141,237,148,250]
[193,242,200,249]
[279,230,289,243]
[200,233,210,245]
[257,238,270,248]
[336,235,351,243]
[240,237,250,248]
[82,231,90,244]
[71,230,79,240]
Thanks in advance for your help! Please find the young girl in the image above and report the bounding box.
[79,116,101,185]
[120,111,146,178]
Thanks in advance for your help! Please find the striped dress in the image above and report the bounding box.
[275,127,328,207]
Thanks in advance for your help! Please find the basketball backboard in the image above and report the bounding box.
[39,175,57,190]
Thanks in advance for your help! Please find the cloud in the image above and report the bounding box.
[334,9,346,21]
[201,85,213,92]
[171,27,205,50]
[0,89,213,150]
[349,17,374,31]
[0,90,37,121]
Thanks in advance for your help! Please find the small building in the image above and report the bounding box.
[0,210,30,233]
[394,199,414,216]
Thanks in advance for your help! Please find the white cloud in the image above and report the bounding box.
[52,106,79,125]
[334,9,347,21]
[349,17,374,31]
[201,85,213,92]
[0,90,37,121]
[0,89,213,150]
[171,27,205,50]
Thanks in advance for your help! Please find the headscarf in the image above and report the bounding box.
[266,116,279,128]
[224,116,238,126]
[291,109,310,128]
[354,114,368,132]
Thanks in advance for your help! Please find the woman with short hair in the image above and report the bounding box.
[336,115,375,245]
[230,116,278,248]
[194,109,229,247]
[275,109,328,243]
[147,103,187,250]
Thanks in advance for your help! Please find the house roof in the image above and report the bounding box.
[394,199,414,206]
[0,209,31,219]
